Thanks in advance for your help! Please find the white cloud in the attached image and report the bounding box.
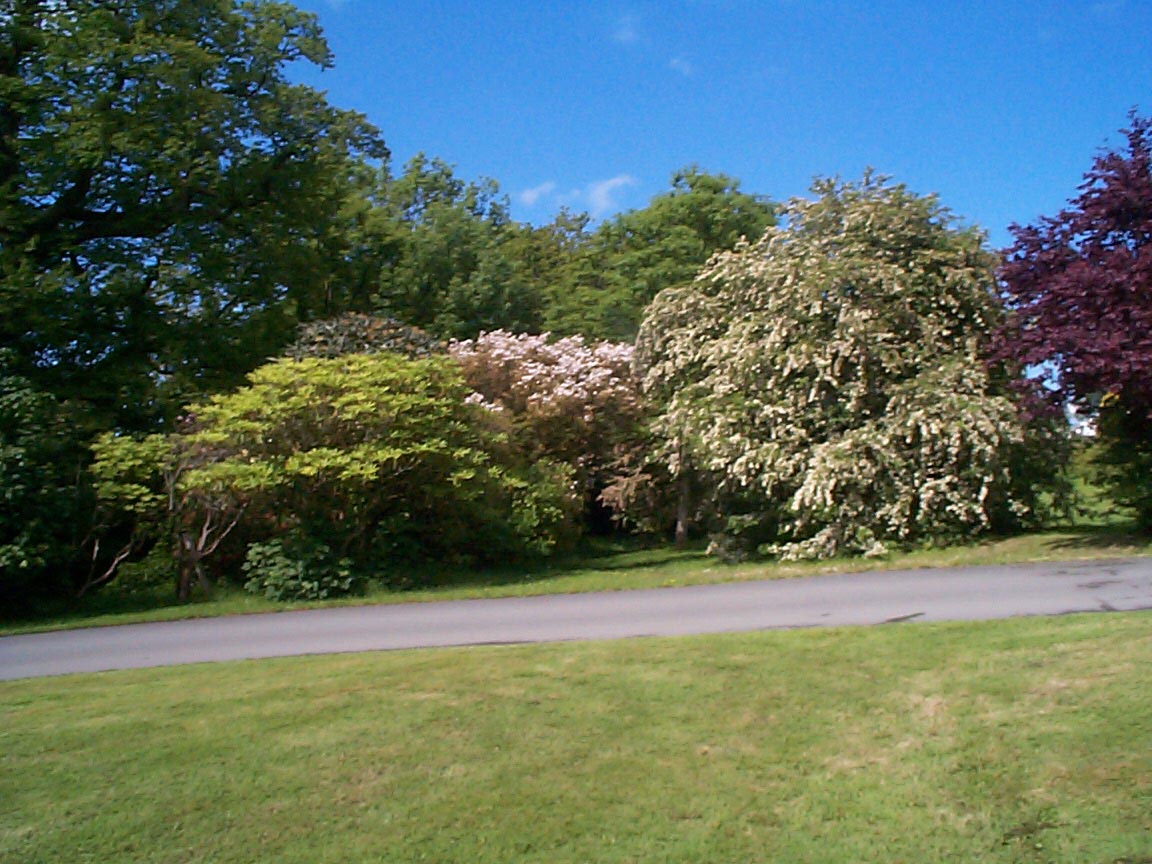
[669,56,695,77]
[516,175,639,219]
[517,181,557,207]
[612,14,642,45]
[587,175,639,216]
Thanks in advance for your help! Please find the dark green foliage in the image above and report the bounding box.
[0,0,387,607]
[242,537,358,602]
[542,168,776,340]
[1095,396,1152,531]
[285,313,443,360]
[0,356,94,607]
[0,0,385,429]
[371,155,544,339]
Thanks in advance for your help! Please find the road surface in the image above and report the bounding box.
[2,557,1151,680]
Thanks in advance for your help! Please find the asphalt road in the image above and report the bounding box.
[3,557,1151,680]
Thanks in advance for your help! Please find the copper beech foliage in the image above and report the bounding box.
[993,113,1152,526]
[995,114,1152,416]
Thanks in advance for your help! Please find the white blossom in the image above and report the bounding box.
[636,174,1057,559]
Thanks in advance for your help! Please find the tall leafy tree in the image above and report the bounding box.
[285,313,443,360]
[372,155,543,339]
[543,168,776,340]
[636,174,1060,559]
[0,0,385,428]
[0,0,385,605]
[992,113,1152,528]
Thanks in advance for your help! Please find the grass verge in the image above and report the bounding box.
[3,612,1150,863]
[3,526,1149,636]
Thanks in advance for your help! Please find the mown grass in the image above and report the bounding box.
[3,612,1150,863]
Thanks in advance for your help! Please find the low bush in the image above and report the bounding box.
[242,537,359,602]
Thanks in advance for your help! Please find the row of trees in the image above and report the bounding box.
[1,0,1148,608]
[0,0,772,605]
[87,327,650,598]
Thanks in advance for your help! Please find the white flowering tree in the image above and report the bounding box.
[449,331,647,528]
[636,173,1060,559]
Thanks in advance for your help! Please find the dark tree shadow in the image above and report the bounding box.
[392,537,709,592]
[1039,523,1148,551]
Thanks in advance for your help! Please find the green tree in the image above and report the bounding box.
[284,313,443,360]
[373,155,543,339]
[636,173,1060,559]
[0,354,95,608]
[92,354,580,597]
[544,168,776,340]
[0,0,385,428]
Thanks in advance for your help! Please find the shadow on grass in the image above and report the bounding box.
[391,536,710,593]
[1041,522,1149,551]
[2,537,709,632]
[10,525,1147,634]
[2,583,218,630]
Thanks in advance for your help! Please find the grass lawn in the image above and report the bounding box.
[4,525,1150,636]
[3,612,1150,863]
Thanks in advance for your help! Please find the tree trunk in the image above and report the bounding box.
[175,536,193,601]
[674,470,693,548]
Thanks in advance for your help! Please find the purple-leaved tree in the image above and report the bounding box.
[993,113,1152,527]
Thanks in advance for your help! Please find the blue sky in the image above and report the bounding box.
[289,0,1150,248]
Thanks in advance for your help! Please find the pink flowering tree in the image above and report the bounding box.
[449,331,648,528]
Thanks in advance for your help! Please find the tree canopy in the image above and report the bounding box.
[540,168,776,340]
[992,113,1152,526]
[369,155,544,339]
[0,0,385,427]
[636,173,1058,559]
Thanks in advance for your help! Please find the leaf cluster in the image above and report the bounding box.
[0,355,94,603]
[285,313,443,360]
[0,0,385,427]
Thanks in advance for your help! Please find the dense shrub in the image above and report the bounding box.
[242,537,358,602]
[0,357,95,608]
[92,353,581,597]
[449,330,647,528]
